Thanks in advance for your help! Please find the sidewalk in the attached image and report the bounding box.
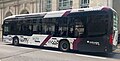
[0,38,2,42]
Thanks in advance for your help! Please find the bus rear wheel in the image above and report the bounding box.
[13,38,19,46]
[59,40,70,52]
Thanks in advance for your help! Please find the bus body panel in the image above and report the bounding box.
[113,31,118,46]
[3,34,76,50]
[3,34,114,52]
[76,36,112,52]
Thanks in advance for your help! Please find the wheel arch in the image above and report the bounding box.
[13,36,19,40]
[12,36,19,45]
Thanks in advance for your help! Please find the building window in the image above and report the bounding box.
[58,0,73,10]
[45,0,52,12]
[80,0,89,8]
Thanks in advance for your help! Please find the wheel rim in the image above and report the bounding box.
[62,43,68,49]
[60,41,69,51]
[14,39,18,45]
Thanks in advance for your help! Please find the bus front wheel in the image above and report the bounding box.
[59,40,70,52]
[13,37,19,46]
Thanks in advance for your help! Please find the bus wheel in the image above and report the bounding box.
[13,38,19,46]
[59,40,70,52]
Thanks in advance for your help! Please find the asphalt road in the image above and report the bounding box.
[0,42,120,61]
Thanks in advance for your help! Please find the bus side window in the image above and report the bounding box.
[68,28,74,37]
[74,17,85,37]
[56,17,68,37]
[42,18,55,35]
[27,18,42,35]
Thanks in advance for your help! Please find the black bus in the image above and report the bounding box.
[2,7,119,53]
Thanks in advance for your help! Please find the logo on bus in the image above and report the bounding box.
[87,40,100,46]
[48,39,58,45]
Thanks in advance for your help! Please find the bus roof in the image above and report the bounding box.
[4,6,115,20]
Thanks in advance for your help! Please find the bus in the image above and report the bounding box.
[2,6,119,53]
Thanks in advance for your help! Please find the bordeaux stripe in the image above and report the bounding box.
[73,38,80,50]
[62,11,71,17]
[43,13,47,18]
[40,35,52,46]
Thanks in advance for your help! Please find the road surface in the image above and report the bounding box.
[0,41,120,61]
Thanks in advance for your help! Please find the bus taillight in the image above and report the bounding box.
[109,34,113,45]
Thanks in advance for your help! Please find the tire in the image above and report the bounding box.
[13,38,19,46]
[59,40,70,51]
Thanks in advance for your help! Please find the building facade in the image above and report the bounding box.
[0,0,119,39]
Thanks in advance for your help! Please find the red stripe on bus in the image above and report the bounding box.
[62,11,70,17]
[40,35,52,46]
[73,38,80,50]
